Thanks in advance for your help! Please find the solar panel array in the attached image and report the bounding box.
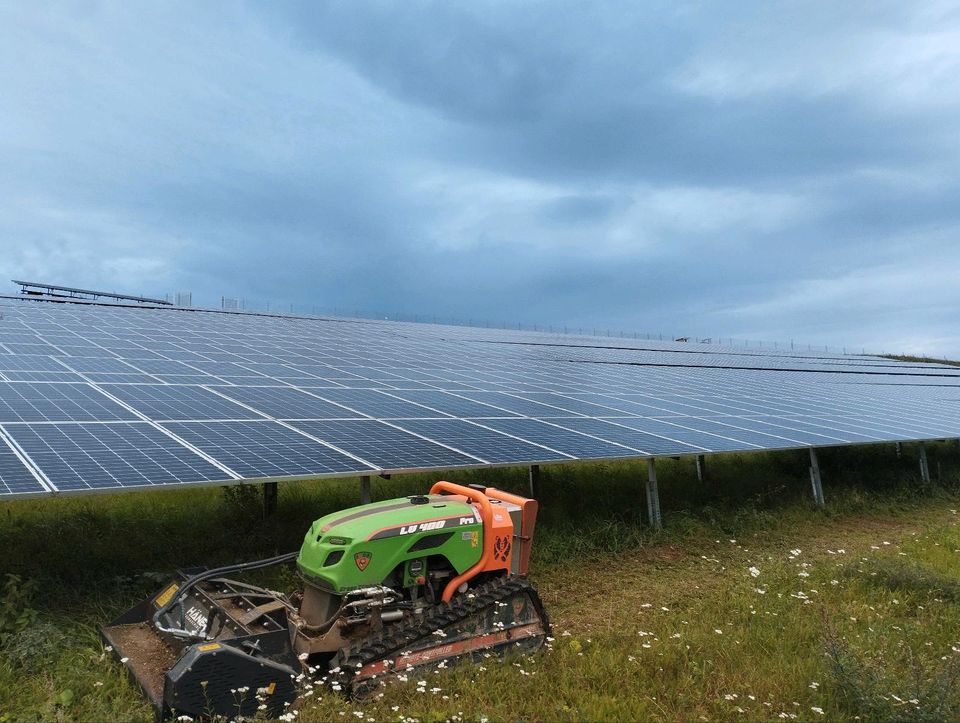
[1,295,959,499]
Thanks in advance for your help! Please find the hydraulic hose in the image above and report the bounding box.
[152,551,299,640]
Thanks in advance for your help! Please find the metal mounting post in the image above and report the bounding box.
[263,482,278,517]
[895,442,902,459]
[528,464,541,500]
[360,475,371,504]
[695,455,707,483]
[808,448,825,508]
[646,458,662,530]
[918,443,931,484]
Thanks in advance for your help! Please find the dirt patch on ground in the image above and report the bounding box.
[103,622,178,704]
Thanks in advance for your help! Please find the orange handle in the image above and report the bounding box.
[430,481,494,602]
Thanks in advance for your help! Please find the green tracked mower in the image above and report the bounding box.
[102,481,550,719]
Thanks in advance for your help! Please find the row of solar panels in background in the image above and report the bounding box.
[0,355,958,392]
[0,327,951,376]
[0,320,956,379]
[0,298,909,359]
[0,382,956,427]
[0,325,853,371]
[4,409,960,498]
[1,298,953,370]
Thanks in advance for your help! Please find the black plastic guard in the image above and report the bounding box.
[164,634,299,718]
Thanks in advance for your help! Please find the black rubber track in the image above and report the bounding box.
[330,576,550,698]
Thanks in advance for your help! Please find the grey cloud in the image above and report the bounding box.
[1,1,959,356]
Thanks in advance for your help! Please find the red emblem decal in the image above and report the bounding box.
[354,552,372,571]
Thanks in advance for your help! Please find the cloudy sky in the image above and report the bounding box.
[2,2,959,355]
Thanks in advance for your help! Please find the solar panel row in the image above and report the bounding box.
[0,296,958,499]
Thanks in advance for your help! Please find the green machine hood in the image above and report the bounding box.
[297,495,484,593]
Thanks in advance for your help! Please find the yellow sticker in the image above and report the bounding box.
[470,531,479,548]
[154,583,179,608]
[197,643,221,652]
[265,682,276,695]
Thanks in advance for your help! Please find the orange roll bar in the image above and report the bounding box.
[430,481,495,602]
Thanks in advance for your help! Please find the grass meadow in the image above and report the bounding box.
[1,441,959,721]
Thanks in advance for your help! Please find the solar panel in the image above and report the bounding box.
[509,392,640,417]
[163,421,375,477]
[182,361,265,377]
[449,391,589,417]
[214,386,364,420]
[125,359,210,375]
[0,355,70,372]
[548,417,707,454]
[703,417,844,445]
[306,389,452,419]
[290,420,482,469]
[601,417,758,452]
[759,416,882,443]
[393,418,573,463]
[4,342,62,355]
[379,390,522,418]
[4,422,232,492]
[0,436,46,496]
[149,374,227,385]
[0,382,138,423]
[614,394,708,415]
[100,384,267,421]
[1,371,84,383]
[475,418,642,459]
[57,357,140,374]
[565,393,680,417]
[817,414,943,440]
[84,373,165,385]
[654,417,800,448]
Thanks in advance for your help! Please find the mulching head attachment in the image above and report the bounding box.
[101,554,301,720]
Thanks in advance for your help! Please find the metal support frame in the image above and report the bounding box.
[528,464,541,499]
[695,454,707,483]
[918,443,931,484]
[895,442,902,459]
[646,458,662,530]
[808,448,825,508]
[360,475,372,504]
[13,279,172,306]
[263,482,278,517]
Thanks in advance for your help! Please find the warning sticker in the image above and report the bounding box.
[153,583,179,608]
